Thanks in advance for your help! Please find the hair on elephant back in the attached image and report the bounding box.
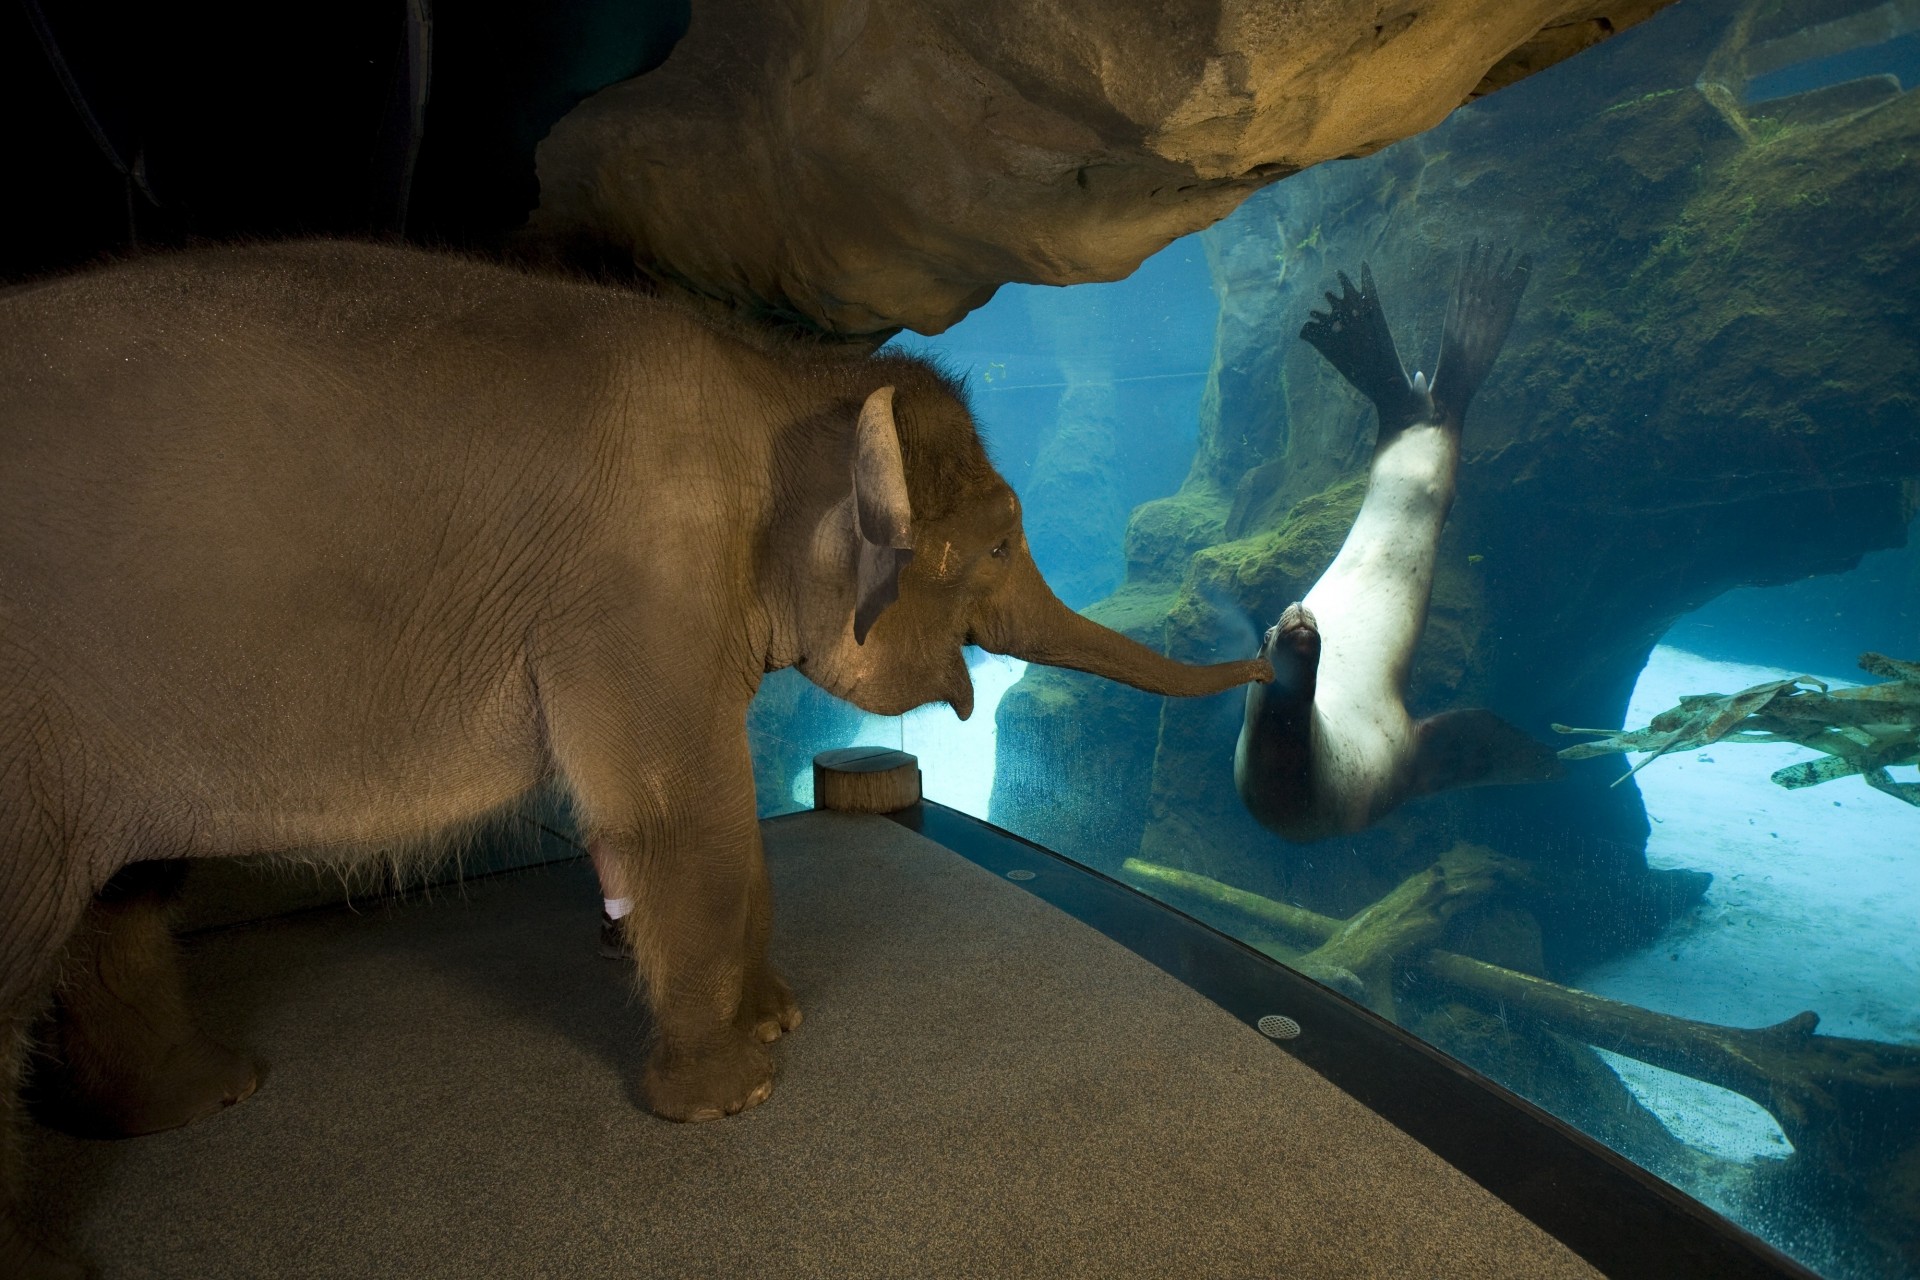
[0,240,1267,1277]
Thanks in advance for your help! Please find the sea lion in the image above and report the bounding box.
[1234,244,1565,843]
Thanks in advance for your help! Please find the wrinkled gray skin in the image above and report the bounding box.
[0,242,1268,1276]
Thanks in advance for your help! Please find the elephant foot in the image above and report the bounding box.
[1,1210,89,1280]
[37,1029,262,1139]
[40,860,262,1138]
[740,966,803,1044]
[643,1031,774,1123]
[105,1032,262,1137]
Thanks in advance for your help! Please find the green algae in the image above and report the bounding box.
[1122,488,1229,586]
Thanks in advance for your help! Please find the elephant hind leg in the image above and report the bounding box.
[30,859,262,1139]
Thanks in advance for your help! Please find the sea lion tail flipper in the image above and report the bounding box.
[1431,241,1532,426]
[1410,708,1566,798]
[1299,263,1429,430]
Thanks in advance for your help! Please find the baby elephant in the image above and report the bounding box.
[0,241,1270,1276]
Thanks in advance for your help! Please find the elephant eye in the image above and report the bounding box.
[990,539,1009,559]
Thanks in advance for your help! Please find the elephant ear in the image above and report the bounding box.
[851,386,914,644]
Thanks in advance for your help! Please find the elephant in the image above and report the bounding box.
[0,240,1270,1275]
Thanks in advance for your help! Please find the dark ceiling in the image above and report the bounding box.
[1,0,687,283]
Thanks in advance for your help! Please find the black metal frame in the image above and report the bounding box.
[885,800,1819,1280]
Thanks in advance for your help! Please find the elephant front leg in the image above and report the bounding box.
[740,849,801,1045]
[633,820,775,1121]
[604,827,799,1045]
[563,714,785,1122]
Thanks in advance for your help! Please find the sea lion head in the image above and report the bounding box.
[1260,603,1322,701]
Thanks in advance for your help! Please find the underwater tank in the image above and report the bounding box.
[753,2,1920,1276]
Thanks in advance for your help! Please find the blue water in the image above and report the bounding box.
[887,238,1219,610]
[749,2,1920,1276]
[1748,30,1920,101]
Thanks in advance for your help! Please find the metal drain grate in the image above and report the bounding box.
[1257,1014,1301,1040]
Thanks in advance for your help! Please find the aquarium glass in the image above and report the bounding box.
[747,1,1920,1275]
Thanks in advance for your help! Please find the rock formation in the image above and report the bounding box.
[528,0,1670,338]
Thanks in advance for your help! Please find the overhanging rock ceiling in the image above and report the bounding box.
[528,1,1671,337]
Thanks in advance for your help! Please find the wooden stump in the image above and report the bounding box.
[812,748,922,814]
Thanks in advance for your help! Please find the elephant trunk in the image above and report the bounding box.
[973,552,1271,698]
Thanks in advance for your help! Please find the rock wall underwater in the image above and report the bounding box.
[991,0,1920,975]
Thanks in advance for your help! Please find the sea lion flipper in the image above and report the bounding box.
[1299,262,1428,430]
[1431,241,1532,426]
[1410,708,1565,798]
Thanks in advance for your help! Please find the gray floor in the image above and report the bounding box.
[25,812,1598,1279]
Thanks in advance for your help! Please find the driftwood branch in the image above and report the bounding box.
[1121,856,1920,1171]
[1120,858,1341,947]
[1553,651,1920,806]
[1260,844,1527,1015]
[1417,952,1920,1171]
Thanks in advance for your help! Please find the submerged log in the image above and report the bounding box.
[1282,844,1527,1015]
[1122,855,1920,1175]
[1554,651,1920,804]
[1417,952,1920,1175]
[1120,858,1341,947]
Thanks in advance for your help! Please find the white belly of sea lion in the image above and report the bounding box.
[1297,422,1458,835]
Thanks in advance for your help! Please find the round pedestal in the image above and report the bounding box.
[812,748,922,814]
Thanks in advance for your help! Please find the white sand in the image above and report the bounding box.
[1576,645,1919,1160]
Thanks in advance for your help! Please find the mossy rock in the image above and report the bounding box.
[1123,486,1230,585]
[1178,476,1365,634]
